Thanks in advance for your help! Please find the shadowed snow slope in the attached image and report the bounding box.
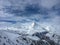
[0,30,60,45]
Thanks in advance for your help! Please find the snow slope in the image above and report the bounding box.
[0,29,60,45]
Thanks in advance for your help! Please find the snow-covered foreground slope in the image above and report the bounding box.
[0,30,60,45]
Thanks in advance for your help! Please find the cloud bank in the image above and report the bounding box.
[0,0,60,35]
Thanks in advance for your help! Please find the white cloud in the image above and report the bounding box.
[0,11,13,17]
[41,0,59,9]
[0,0,60,35]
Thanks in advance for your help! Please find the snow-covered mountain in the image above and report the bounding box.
[0,0,60,45]
[0,29,60,45]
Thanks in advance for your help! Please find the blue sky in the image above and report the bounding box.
[0,0,60,35]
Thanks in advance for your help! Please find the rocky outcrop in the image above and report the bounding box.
[0,30,60,45]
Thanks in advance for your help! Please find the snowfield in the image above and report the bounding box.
[0,29,60,45]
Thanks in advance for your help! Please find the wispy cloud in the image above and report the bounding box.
[0,0,60,35]
[41,0,60,9]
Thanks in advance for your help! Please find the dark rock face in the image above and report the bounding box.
[32,31,49,39]
[16,31,59,45]
[30,32,58,45]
